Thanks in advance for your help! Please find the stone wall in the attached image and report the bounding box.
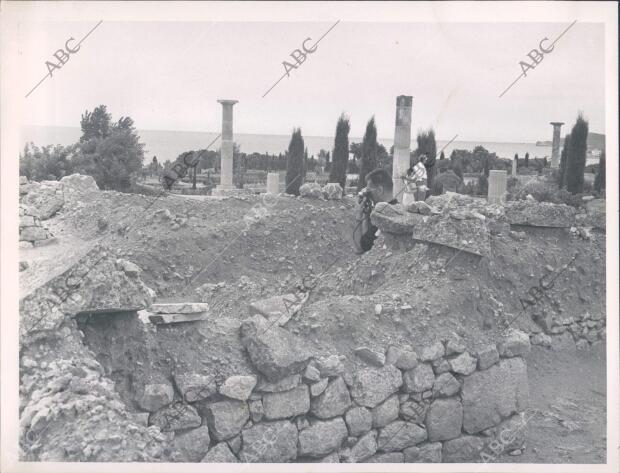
[531,310,606,350]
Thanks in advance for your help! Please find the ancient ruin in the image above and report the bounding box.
[392,95,413,202]
[549,122,564,169]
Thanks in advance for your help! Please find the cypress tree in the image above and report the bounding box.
[285,128,304,195]
[440,150,445,160]
[558,133,570,188]
[329,113,350,192]
[565,114,588,194]
[525,152,529,168]
[416,129,437,188]
[358,116,378,191]
[594,151,605,193]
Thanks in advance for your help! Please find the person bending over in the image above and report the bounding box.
[353,168,398,254]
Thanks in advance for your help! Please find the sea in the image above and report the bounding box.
[21,125,599,166]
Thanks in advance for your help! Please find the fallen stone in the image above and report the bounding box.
[354,346,386,367]
[322,182,343,200]
[240,315,312,381]
[477,344,500,370]
[505,201,576,228]
[411,213,491,257]
[419,341,445,361]
[262,385,310,420]
[240,420,298,462]
[461,358,529,434]
[449,352,477,375]
[311,377,351,419]
[299,182,323,199]
[138,383,174,412]
[445,332,467,355]
[498,329,531,357]
[366,452,404,463]
[403,363,435,393]
[22,186,64,220]
[403,442,442,462]
[405,201,433,215]
[442,435,485,462]
[376,421,427,452]
[256,373,301,392]
[150,302,210,314]
[345,407,372,436]
[425,398,463,441]
[370,202,419,234]
[531,333,552,347]
[371,395,399,428]
[20,226,49,241]
[201,442,239,463]
[59,174,99,193]
[298,417,348,458]
[174,373,216,402]
[315,355,345,377]
[345,364,402,408]
[303,364,321,383]
[248,293,308,327]
[219,375,257,401]
[150,402,202,432]
[386,345,418,370]
[169,424,211,462]
[432,372,461,397]
[341,431,377,463]
[310,378,329,397]
[204,400,250,441]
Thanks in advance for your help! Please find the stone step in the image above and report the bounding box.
[150,302,210,314]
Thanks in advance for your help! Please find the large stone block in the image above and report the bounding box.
[298,417,348,458]
[201,442,238,463]
[20,226,49,242]
[151,302,210,314]
[442,435,485,462]
[498,329,531,357]
[262,385,310,420]
[411,213,491,257]
[299,182,323,199]
[345,407,372,436]
[138,383,174,412]
[310,377,351,419]
[219,375,257,401]
[461,358,529,434]
[248,293,308,327]
[370,202,420,234]
[344,364,402,408]
[322,182,343,200]
[377,421,427,452]
[204,400,250,441]
[403,363,435,393]
[425,398,463,441]
[150,402,202,432]
[240,315,312,381]
[341,431,377,463]
[240,420,298,462]
[59,174,99,193]
[505,201,576,228]
[175,372,216,402]
[371,394,399,428]
[169,425,211,462]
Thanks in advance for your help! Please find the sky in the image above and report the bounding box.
[18,20,605,142]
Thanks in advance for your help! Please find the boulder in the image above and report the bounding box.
[256,373,301,392]
[311,377,351,419]
[240,420,298,462]
[461,358,529,434]
[419,341,445,361]
[445,332,467,355]
[449,352,477,375]
[315,355,346,377]
[498,329,531,357]
[303,364,321,382]
[345,364,402,408]
[345,407,372,436]
[403,363,435,393]
[310,378,329,397]
[204,400,250,441]
[354,346,386,367]
[20,226,49,242]
[425,398,463,441]
[386,345,418,370]
[22,184,64,220]
[505,201,576,228]
[322,182,343,200]
[174,373,216,402]
[371,395,399,428]
[248,293,308,327]
[59,174,99,193]
[432,358,451,374]
[262,385,310,420]
[432,372,461,397]
[150,403,202,432]
[341,431,377,463]
[399,400,427,423]
[298,417,348,458]
[403,442,442,462]
[442,435,485,462]
[476,344,500,370]
[201,442,239,463]
[219,375,257,401]
[299,182,323,199]
[370,202,420,234]
[169,425,211,462]
[138,383,174,412]
[240,315,312,381]
[376,421,427,452]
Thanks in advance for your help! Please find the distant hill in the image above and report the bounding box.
[536,132,605,150]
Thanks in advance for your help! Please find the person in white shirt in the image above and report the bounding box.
[403,155,429,202]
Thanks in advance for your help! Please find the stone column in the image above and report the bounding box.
[487,170,507,204]
[266,172,279,194]
[392,95,413,202]
[550,122,564,169]
[512,156,518,176]
[216,100,238,191]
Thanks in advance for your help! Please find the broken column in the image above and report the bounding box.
[215,100,238,192]
[266,172,279,194]
[392,95,413,203]
[512,156,517,176]
[549,122,564,169]
[487,170,507,204]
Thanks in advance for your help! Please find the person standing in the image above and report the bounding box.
[403,155,428,203]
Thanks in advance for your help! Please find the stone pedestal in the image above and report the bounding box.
[266,172,280,194]
[512,157,517,176]
[392,95,413,203]
[550,122,564,169]
[487,170,507,204]
[215,99,238,191]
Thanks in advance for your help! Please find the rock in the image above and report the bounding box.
[445,332,466,355]
[303,364,321,382]
[219,375,257,401]
[386,346,418,370]
[19,261,29,272]
[494,413,530,452]
[299,182,323,199]
[403,442,442,462]
[20,175,28,185]
[341,431,377,463]
[201,442,238,463]
[403,363,435,393]
[204,400,250,441]
[505,201,576,228]
[298,418,348,458]
[354,346,386,367]
[371,395,399,428]
[551,332,576,352]
[256,374,301,392]
[366,452,404,462]
[322,182,343,200]
[169,425,211,462]
[310,378,329,397]
[315,355,345,377]
[248,399,264,422]
[442,435,485,462]
[117,259,141,277]
[419,341,445,361]
[376,421,427,452]
[399,400,427,423]
[174,373,216,402]
[531,333,552,347]
[150,403,202,432]
[405,201,432,215]
[262,385,310,420]
[498,329,531,357]
[151,302,210,314]
[248,293,307,327]
[432,372,461,397]
[311,377,351,419]
[138,383,174,412]
[59,174,99,193]
[20,226,49,241]
[20,215,36,227]
[345,407,372,436]
[374,304,383,315]
[240,315,312,381]
[22,187,64,220]
[227,435,241,455]
[576,339,589,350]
[425,398,463,441]
[461,358,529,434]
[240,420,298,462]
[449,352,477,375]
[477,344,500,370]
[370,202,420,234]
[432,358,451,374]
[345,364,402,408]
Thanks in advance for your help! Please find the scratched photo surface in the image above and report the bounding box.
[8,6,613,470]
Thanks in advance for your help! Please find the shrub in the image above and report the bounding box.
[329,113,350,191]
[358,116,378,191]
[285,128,304,195]
[565,114,588,193]
[594,152,605,194]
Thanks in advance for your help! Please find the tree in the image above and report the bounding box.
[483,156,490,178]
[80,105,112,142]
[285,128,304,195]
[358,116,378,191]
[564,114,589,194]
[452,161,464,181]
[415,129,437,189]
[594,151,605,193]
[558,133,570,188]
[439,150,445,160]
[20,143,77,181]
[524,152,529,168]
[329,113,350,192]
[151,156,159,177]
